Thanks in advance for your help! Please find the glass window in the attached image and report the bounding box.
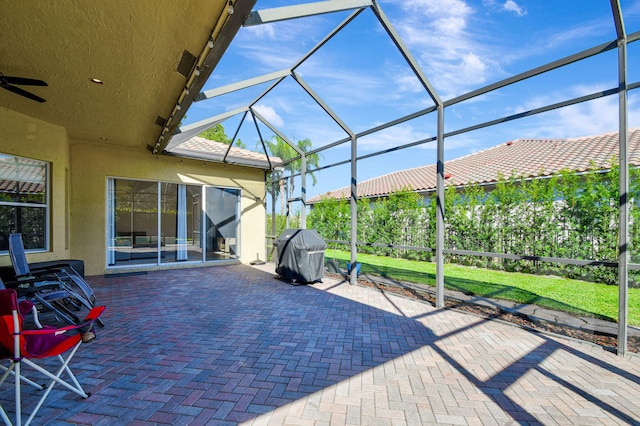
[0,154,49,251]
[107,178,240,267]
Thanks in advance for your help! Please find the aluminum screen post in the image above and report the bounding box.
[300,154,307,229]
[613,0,629,356]
[271,178,277,261]
[435,105,445,308]
[285,177,290,229]
[617,55,629,356]
[350,134,358,285]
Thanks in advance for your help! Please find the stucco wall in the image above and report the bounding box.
[69,142,266,276]
[0,107,72,267]
[0,107,267,276]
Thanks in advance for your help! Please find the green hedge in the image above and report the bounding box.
[307,162,640,286]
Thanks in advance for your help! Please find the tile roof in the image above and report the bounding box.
[308,128,640,203]
[168,136,282,170]
[0,156,46,196]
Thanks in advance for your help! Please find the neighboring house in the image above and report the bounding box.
[308,128,640,204]
[170,136,279,169]
[0,2,276,276]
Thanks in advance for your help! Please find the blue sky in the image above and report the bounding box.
[183,0,640,205]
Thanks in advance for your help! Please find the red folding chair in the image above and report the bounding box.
[0,299,46,426]
[0,289,105,426]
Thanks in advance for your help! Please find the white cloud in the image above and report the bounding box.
[534,96,640,139]
[483,0,526,16]
[542,98,619,138]
[244,23,277,41]
[232,44,299,72]
[295,58,391,108]
[242,18,319,43]
[509,84,640,139]
[357,123,431,150]
[403,0,473,17]
[460,52,488,76]
[503,0,527,16]
[234,18,329,73]
[253,103,285,128]
[389,67,422,93]
[493,15,609,66]
[389,0,496,98]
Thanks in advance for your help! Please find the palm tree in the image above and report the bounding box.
[265,136,320,214]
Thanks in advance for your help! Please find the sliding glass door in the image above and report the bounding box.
[160,183,202,263]
[108,178,240,267]
[205,187,240,261]
[108,179,158,265]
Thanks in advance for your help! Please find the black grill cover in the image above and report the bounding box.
[274,229,327,283]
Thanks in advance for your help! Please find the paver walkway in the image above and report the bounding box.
[2,264,640,425]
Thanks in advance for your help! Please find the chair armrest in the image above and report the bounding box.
[20,305,106,336]
[20,270,65,282]
[84,305,106,321]
[29,265,68,276]
[3,278,61,294]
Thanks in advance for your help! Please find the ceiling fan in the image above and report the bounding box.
[0,72,47,103]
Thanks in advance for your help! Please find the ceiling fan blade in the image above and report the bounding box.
[1,84,46,103]
[2,76,48,86]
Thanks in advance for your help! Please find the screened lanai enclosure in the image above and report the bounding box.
[161,1,640,356]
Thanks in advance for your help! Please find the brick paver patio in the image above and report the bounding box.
[2,264,640,425]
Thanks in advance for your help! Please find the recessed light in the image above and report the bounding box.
[90,78,104,84]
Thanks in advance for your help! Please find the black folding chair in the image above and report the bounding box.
[7,234,102,327]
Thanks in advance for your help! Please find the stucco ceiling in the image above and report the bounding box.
[0,1,249,151]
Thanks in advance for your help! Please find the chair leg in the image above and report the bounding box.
[0,362,12,387]
[0,363,44,390]
[0,404,10,426]
[64,272,96,306]
[2,343,87,426]
[59,272,104,327]
[22,343,87,426]
[0,361,21,426]
[14,361,21,426]
[0,360,46,426]
[32,295,79,326]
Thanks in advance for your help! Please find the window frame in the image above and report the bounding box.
[106,177,241,268]
[0,153,50,253]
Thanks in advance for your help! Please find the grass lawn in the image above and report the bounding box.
[326,249,640,326]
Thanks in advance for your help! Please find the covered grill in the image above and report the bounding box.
[273,229,327,283]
